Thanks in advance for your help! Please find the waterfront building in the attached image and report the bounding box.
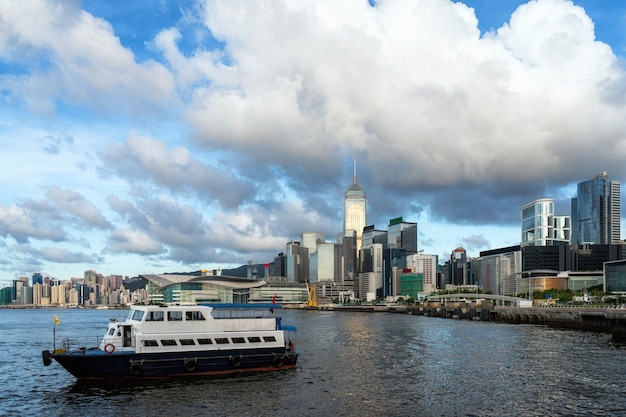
[399,272,424,300]
[142,273,269,304]
[521,198,570,247]
[21,284,33,305]
[604,260,626,292]
[32,283,42,305]
[0,286,11,304]
[522,243,625,273]
[51,280,66,304]
[344,160,367,254]
[249,279,308,304]
[571,172,621,245]
[12,277,29,304]
[405,252,438,294]
[474,246,521,295]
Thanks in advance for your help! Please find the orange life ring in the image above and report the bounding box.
[104,343,115,353]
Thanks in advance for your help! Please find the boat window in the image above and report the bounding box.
[231,337,246,344]
[146,311,164,321]
[142,340,158,347]
[186,311,206,321]
[167,311,183,321]
[263,336,276,342]
[247,336,261,343]
[131,310,145,321]
[179,339,195,346]
[160,339,177,346]
[108,328,116,336]
[214,338,229,345]
[197,338,213,345]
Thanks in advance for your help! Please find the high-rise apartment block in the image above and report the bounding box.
[571,172,621,245]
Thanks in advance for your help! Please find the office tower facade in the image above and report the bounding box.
[449,247,468,286]
[286,241,309,283]
[344,160,367,253]
[571,172,621,245]
[383,217,418,297]
[387,217,418,251]
[473,248,521,295]
[359,243,383,301]
[316,243,336,282]
[521,198,570,247]
[362,225,388,249]
[301,232,325,254]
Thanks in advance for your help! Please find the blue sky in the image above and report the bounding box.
[1,0,626,284]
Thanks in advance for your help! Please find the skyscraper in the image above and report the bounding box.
[520,198,570,247]
[343,159,367,253]
[571,172,621,245]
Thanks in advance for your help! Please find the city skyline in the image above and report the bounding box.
[2,1,626,284]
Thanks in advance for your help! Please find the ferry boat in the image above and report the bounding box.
[42,303,298,379]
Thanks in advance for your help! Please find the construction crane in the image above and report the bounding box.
[305,281,318,308]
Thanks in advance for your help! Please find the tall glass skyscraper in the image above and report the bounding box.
[571,172,621,245]
[344,160,367,253]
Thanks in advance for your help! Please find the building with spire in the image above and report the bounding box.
[343,159,367,253]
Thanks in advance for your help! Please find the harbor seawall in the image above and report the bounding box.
[307,303,626,340]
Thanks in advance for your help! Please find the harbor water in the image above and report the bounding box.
[1,307,625,417]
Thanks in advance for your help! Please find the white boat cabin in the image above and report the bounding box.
[99,305,293,354]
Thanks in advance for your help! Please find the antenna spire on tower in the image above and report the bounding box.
[353,158,357,184]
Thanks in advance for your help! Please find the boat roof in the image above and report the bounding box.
[131,303,282,310]
[200,303,282,309]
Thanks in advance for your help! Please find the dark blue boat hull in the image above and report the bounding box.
[43,348,297,379]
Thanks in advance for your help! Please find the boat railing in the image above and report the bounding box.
[55,336,102,353]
